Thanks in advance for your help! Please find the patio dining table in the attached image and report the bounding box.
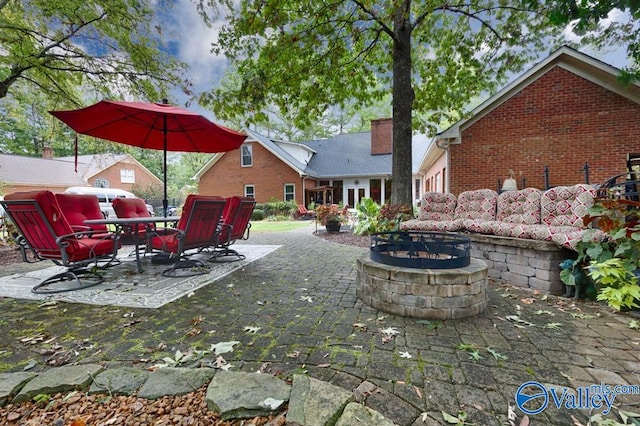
[84,216,180,273]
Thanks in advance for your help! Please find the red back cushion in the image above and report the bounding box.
[55,193,108,232]
[112,197,150,218]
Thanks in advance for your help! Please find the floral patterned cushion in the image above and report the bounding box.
[540,184,595,228]
[455,189,498,233]
[417,192,457,221]
[400,218,462,232]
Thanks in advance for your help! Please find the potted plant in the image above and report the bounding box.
[315,204,348,232]
[565,187,640,311]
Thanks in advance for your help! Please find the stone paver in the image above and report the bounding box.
[0,224,639,424]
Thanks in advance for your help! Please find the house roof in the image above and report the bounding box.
[58,153,162,185]
[301,132,429,178]
[436,45,640,143]
[0,154,87,187]
[194,127,430,180]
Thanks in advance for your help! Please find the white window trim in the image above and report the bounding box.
[241,144,253,167]
[120,168,135,183]
[284,183,295,201]
[244,184,255,198]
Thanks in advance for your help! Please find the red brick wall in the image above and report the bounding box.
[198,142,305,204]
[371,118,393,155]
[90,161,160,194]
[449,67,640,195]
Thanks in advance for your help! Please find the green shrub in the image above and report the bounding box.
[251,209,266,221]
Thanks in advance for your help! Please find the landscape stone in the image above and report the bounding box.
[13,363,103,403]
[335,402,398,426]
[205,371,291,420]
[137,367,215,399]
[287,374,353,426]
[0,372,36,406]
[89,367,150,395]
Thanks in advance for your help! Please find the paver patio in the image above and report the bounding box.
[0,223,638,425]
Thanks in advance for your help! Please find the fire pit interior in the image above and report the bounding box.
[357,231,488,320]
[370,231,471,269]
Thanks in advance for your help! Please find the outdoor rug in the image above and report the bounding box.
[0,244,280,309]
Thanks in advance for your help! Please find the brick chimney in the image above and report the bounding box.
[42,146,54,159]
[371,118,392,155]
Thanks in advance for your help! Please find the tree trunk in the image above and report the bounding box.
[391,14,414,206]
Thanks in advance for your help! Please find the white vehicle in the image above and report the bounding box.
[64,187,154,218]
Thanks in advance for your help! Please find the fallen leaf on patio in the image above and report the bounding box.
[213,355,226,368]
[352,323,368,331]
[399,351,412,359]
[534,309,555,316]
[286,351,300,358]
[210,340,240,355]
[190,316,204,326]
[317,363,331,368]
[353,345,364,349]
[121,319,141,328]
[69,418,87,426]
[381,335,393,344]
[259,398,284,410]
[300,296,313,303]
[23,359,37,371]
[244,326,262,334]
[543,322,562,329]
[185,328,201,337]
[19,333,47,345]
[414,386,422,399]
[520,298,535,304]
[629,320,640,330]
[486,347,507,360]
[421,412,430,422]
[380,327,400,335]
[468,350,483,361]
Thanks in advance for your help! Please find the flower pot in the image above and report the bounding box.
[325,220,341,233]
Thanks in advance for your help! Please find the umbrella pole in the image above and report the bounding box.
[163,112,168,218]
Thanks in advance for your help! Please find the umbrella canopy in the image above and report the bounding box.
[50,100,246,215]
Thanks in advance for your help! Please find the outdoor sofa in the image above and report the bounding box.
[400,184,605,293]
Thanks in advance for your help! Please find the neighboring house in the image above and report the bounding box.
[419,45,640,195]
[195,118,429,207]
[0,150,162,195]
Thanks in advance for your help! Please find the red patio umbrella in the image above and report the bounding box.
[50,100,246,216]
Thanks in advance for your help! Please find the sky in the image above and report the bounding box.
[161,2,634,123]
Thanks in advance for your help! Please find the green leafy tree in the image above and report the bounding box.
[196,0,559,205]
[545,0,640,84]
[0,0,189,104]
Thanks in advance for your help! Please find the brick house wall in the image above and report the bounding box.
[449,67,640,195]
[89,160,160,194]
[199,142,305,204]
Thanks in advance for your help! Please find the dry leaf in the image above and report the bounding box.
[317,363,331,368]
[414,386,423,399]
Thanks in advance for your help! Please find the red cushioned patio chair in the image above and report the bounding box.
[111,197,157,249]
[1,191,120,294]
[149,194,226,277]
[209,196,256,262]
[55,193,110,236]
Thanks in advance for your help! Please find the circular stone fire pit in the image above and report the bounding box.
[356,231,488,320]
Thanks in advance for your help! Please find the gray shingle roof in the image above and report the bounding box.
[0,154,87,187]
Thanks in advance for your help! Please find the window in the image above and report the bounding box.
[435,172,442,193]
[284,184,295,201]
[244,185,255,198]
[241,144,253,167]
[120,169,135,183]
[415,178,421,199]
[94,178,110,188]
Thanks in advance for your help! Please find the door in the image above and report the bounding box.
[347,187,366,208]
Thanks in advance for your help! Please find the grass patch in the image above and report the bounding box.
[251,220,313,232]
